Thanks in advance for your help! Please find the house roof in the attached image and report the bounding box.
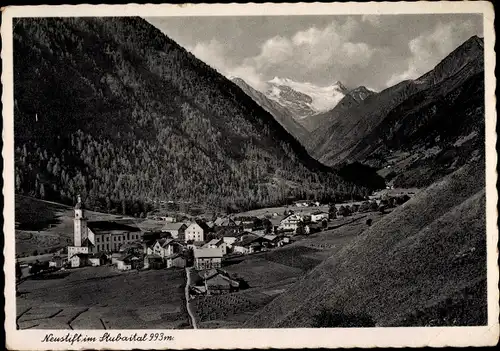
[207,238,222,246]
[145,254,162,260]
[165,253,184,260]
[156,238,175,248]
[162,222,187,231]
[70,253,89,259]
[239,233,261,247]
[263,235,278,242]
[81,237,95,247]
[87,221,141,234]
[194,248,223,258]
[136,219,166,232]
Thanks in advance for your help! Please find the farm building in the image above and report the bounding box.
[48,255,64,268]
[116,254,142,270]
[69,253,89,268]
[185,222,205,242]
[143,254,164,269]
[198,269,240,295]
[165,253,187,268]
[262,235,281,248]
[161,222,187,239]
[88,253,107,267]
[193,248,223,270]
[311,211,329,222]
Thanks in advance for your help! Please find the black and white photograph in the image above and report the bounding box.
[2,2,498,349]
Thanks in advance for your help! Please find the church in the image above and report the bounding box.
[67,195,143,268]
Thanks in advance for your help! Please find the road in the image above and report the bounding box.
[184,267,198,329]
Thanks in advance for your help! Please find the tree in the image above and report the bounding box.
[322,220,328,229]
[366,218,373,227]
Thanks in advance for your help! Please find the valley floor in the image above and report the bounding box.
[16,211,385,330]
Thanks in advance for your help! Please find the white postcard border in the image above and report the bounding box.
[2,2,498,349]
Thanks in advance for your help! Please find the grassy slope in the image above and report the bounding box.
[15,195,137,257]
[244,158,486,327]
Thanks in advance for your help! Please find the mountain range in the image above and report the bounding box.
[231,77,309,146]
[13,17,369,215]
[308,35,484,188]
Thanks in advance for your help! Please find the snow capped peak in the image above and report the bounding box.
[265,76,348,116]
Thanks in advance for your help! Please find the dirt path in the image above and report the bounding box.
[184,267,197,329]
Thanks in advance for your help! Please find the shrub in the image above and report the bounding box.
[366,218,373,226]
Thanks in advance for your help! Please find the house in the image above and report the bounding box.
[185,223,204,242]
[88,253,107,267]
[205,238,227,255]
[262,235,280,248]
[278,214,303,233]
[116,254,142,270]
[48,255,64,268]
[161,223,187,240]
[69,253,89,268]
[198,269,240,295]
[193,248,223,270]
[306,223,323,234]
[233,233,264,254]
[143,254,164,269]
[165,253,187,268]
[152,238,181,258]
[311,211,329,223]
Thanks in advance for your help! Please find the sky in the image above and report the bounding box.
[146,14,483,92]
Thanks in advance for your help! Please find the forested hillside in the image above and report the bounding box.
[13,17,369,215]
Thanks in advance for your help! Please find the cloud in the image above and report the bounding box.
[187,39,267,90]
[386,20,477,86]
[243,19,378,82]
[179,16,481,93]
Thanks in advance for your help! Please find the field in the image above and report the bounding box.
[15,195,138,258]
[17,266,190,329]
[191,210,386,328]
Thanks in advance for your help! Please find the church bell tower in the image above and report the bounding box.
[74,195,88,247]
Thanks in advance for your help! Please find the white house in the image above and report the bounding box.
[185,223,204,243]
[152,238,180,258]
[311,211,329,223]
[278,214,303,232]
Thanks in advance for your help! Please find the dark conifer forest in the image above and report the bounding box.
[14,17,371,215]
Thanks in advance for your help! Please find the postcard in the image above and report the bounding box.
[2,1,498,349]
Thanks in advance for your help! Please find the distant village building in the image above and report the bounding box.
[193,248,222,270]
[311,211,329,223]
[204,238,227,255]
[150,238,182,258]
[185,222,204,243]
[161,222,187,239]
[198,269,240,295]
[278,214,303,233]
[165,253,186,269]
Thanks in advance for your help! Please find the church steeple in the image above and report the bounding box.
[74,194,87,246]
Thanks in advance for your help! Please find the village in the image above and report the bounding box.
[21,192,412,294]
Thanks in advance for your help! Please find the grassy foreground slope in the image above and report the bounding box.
[245,158,486,327]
